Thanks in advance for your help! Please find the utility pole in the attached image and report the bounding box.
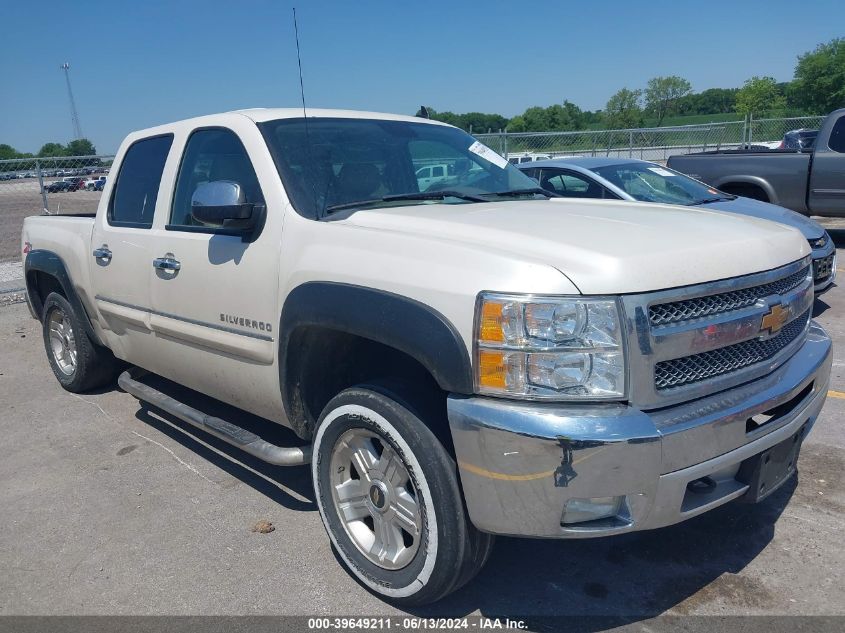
[60,62,83,140]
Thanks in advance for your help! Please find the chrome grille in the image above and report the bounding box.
[649,266,810,326]
[654,310,810,391]
[813,254,834,281]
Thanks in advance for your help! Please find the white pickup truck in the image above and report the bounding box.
[21,109,831,605]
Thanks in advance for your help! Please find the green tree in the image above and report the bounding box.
[38,142,67,157]
[645,76,692,126]
[792,38,845,114]
[0,144,19,160]
[735,77,786,117]
[604,88,644,129]
[66,138,97,156]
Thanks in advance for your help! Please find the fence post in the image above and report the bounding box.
[628,131,633,158]
[748,113,753,146]
[36,159,49,214]
[502,131,508,159]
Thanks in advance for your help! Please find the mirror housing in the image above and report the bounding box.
[190,180,255,223]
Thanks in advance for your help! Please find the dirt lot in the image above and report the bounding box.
[0,246,844,627]
[0,181,101,263]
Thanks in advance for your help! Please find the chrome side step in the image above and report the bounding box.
[118,369,311,466]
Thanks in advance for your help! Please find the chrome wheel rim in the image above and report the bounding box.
[329,428,423,570]
[48,308,77,376]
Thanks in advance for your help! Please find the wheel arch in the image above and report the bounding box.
[24,249,103,346]
[713,176,776,203]
[278,282,473,439]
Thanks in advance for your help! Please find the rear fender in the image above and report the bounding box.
[24,249,103,346]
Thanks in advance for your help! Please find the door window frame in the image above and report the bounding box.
[107,133,174,229]
[539,168,618,199]
[165,126,266,238]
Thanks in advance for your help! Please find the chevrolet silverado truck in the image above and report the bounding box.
[668,108,845,217]
[22,109,831,605]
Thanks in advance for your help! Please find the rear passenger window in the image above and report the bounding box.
[829,117,845,153]
[109,135,173,227]
[170,128,264,229]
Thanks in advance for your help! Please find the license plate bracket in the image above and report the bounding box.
[737,425,806,503]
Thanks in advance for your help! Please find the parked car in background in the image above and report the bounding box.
[43,180,73,193]
[780,128,818,150]
[93,177,107,191]
[520,157,836,292]
[415,163,450,190]
[667,109,845,217]
[43,177,85,193]
[64,176,86,191]
[84,176,106,190]
[507,152,552,165]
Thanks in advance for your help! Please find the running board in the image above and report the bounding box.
[118,369,311,466]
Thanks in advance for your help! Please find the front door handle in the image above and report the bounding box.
[92,246,112,262]
[152,256,181,272]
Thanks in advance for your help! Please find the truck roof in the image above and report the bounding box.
[127,108,451,140]
[235,107,450,125]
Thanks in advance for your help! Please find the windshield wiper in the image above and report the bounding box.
[481,187,561,198]
[324,191,486,214]
[687,196,734,206]
[382,190,488,203]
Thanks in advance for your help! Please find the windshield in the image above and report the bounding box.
[259,117,541,216]
[589,162,732,206]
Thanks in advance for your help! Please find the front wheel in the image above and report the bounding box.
[312,384,493,605]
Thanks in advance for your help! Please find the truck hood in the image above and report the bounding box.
[339,198,811,294]
[701,196,825,241]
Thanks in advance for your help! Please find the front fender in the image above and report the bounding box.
[278,282,474,431]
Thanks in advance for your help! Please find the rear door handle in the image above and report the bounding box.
[92,246,112,262]
[152,256,181,271]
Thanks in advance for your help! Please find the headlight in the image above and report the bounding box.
[809,233,830,250]
[475,293,626,400]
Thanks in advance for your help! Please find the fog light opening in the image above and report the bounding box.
[561,495,628,526]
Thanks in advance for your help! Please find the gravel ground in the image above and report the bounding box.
[0,181,101,263]
[0,228,844,630]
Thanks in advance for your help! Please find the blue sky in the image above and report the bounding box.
[2,0,843,154]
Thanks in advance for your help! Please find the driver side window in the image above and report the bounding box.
[170,128,264,228]
[539,169,605,198]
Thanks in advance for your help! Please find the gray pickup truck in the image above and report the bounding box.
[668,109,845,217]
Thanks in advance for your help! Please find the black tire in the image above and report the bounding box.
[41,292,120,392]
[312,383,494,605]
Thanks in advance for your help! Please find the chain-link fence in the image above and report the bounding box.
[475,115,826,163]
[0,155,114,264]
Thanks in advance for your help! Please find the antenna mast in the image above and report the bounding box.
[60,62,83,140]
[293,9,308,119]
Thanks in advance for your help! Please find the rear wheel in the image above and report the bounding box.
[312,384,494,605]
[41,292,120,392]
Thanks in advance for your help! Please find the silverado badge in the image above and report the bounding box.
[760,304,790,336]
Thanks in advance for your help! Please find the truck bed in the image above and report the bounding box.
[667,150,812,213]
[21,214,95,270]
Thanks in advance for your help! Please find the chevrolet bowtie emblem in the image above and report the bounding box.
[761,304,790,335]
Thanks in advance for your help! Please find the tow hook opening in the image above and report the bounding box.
[687,476,717,495]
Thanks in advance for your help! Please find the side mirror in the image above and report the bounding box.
[190,180,257,225]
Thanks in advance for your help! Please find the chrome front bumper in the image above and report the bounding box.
[448,321,832,538]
